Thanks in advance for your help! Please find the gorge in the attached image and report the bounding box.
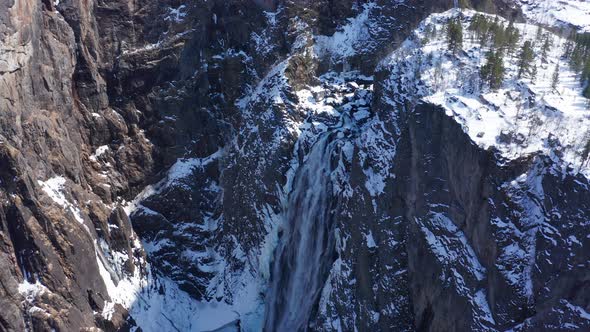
[1,0,590,331]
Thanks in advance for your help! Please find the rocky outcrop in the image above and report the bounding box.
[1,0,589,331]
[393,104,590,331]
[0,0,133,329]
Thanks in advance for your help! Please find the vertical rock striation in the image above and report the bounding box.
[1,0,589,331]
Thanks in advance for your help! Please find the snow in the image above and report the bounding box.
[95,232,265,332]
[353,109,371,120]
[315,3,376,61]
[100,262,253,331]
[105,6,589,331]
[18,279,48,303]
[116,146,268,331]
[89,145,109,161]
[258,209,282,281]
[249,11,280,60]
[163,153,220,187]
[474,289,496,324]
[124,149,222,215]
[237,60,288,109]
[364,167,385,197]
[122,41,163,55]
[36,175,238,331]
[296,88,340,116]
[165,5,187,23]
[37,176,86,227]
[420,212,487,282]
[417,211,496,328]
[365,231,377,248]
[37,176,67,206]
[495,160,548,299]
[234,33,394,326]
[519,0,590,32]
[380,9,590,178]
[565,301,590,320]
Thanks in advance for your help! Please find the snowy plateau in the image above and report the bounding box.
[2,0,590,332]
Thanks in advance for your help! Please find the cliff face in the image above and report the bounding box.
[395,105,590,331]
[0,0,154,329]
[1,0,589,331]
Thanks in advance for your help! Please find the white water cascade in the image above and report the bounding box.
[264,120,351,331]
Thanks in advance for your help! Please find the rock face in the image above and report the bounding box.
[1,0,589,331]
[395,105,590,331]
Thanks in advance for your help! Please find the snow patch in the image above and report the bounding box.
[89,145,109,161]
[165,5,187,23]
[18,280,48,303]
[365,231,377,249]
[314,3,376,61]
[37,176,87,228]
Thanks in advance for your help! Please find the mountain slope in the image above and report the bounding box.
[1,0,590,331]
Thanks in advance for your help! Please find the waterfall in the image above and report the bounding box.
[264,131,341,332]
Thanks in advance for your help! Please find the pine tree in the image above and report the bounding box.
[582,58,590,84]
[530,64,538,84]
[535,25,543,42]
[447,18,464,54]
[481,50,505,90]
[489,16,500,34]
[492,22,507,49]
[518,41,535,78]
[468,14,481,33]
[570,43,585,72]
[505,20,520,54]
[551,64,560,92]
[541,35,553,64]
[584,84,590,99]
[563,40,574,59]
[423,25,433,45]
[469,14,491,45]
[563,32,576,59]
[492,51,505,89]
[582,139,590,167]
[481,53,492,87]
[480,17,492,45]
[433,59,444,90]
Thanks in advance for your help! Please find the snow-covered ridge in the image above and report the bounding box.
[380,9,590,177]
[518,0,590,33]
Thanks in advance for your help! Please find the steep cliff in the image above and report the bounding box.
[1,0,589,331]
